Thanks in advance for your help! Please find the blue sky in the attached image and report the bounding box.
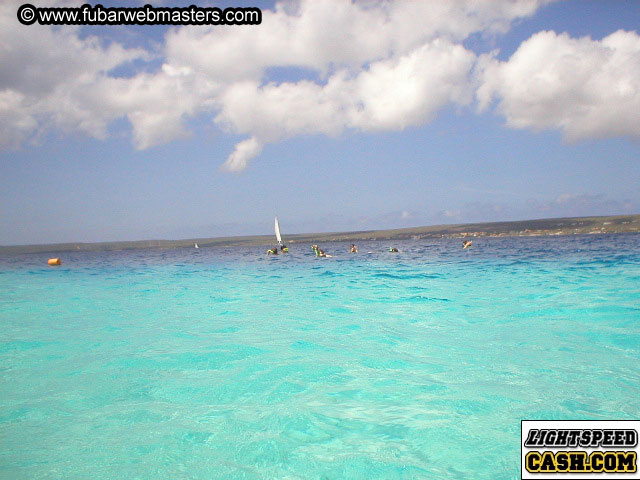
[1,0,639,245]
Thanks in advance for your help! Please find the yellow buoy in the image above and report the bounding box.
[48,258,61,266]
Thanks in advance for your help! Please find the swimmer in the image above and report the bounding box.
[280,244,288,253]
[312,245,331,258]
[389,247,399,253]
[267,247,279,255]
[350,244,358,253]
[462,240,472,249]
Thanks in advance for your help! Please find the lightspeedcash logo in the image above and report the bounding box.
[522,420,640,479]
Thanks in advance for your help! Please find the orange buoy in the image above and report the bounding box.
[48,258,61,266]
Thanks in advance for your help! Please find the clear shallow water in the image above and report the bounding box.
[1,235,639,479]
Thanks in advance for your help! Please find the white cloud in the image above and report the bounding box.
[222,137,263,172]
[0,90,38,148]
[477,30,640,140]
[162,0,546,168]
[0,0,148,146]
[112,66,218,149]
[213,39,476,166]
[349,40,475,131]
[17,0,640,172]
[163,0,547,82]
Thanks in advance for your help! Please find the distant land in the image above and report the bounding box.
[1,214,639,255]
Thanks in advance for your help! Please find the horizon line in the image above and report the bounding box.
[2,212,639,250]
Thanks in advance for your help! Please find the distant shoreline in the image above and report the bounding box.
[1,214,639,255]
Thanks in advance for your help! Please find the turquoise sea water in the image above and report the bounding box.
[1,234,639,479]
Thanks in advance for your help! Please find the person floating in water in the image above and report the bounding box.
[350,244,358,253]
[389,247,399,253]
[462,240,472,249]
[312,245,330,257]
[280,244,288,253]
[267,246,279,255]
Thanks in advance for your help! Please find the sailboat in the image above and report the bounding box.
[274,216,282,246]
[194,243,199,249]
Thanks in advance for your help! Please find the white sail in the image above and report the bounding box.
[275,216,282,245]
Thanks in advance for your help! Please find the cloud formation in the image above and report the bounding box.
[0,0,221,150]
[2,0,638,170]
[477,30,640,141]
[216,38,476,170]
[0,0,149,147]
[166,0,542,169]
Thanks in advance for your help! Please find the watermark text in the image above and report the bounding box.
[17,3,262,26]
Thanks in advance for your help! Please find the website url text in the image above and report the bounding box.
[17,3,262,26]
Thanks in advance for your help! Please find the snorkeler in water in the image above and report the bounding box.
[312,245,331,257]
